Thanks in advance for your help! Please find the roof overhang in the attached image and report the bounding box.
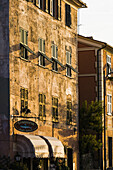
[73,0,87,8]
[78,35,113,54]
[65,0,87,9]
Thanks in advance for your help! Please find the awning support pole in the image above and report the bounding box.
[30,158,33,170]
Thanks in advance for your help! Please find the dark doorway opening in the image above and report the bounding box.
[108,137,112,167]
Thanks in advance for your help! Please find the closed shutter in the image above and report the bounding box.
[65,4,71,26]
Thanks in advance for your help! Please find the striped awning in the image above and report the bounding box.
[13,134,65,158]
[13,134,49,158]
[41,136,65,158]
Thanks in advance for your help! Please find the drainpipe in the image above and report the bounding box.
[97,43,107,101]
[97,43,107,170]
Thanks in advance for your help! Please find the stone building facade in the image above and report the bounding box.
[78,35,113,169]
[0,0,86,169]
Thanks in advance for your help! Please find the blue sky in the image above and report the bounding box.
[79,0,113,46]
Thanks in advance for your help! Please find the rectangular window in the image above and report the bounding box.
[36,0,46,11]
[39,94,46,120]
[107,55,111,76]
[52,44,58,71]
[65,3,71,27]
[107,94,112,115]
[50,0,60,19]
[38,38,45,66]
[20,28,28,59]
[20,87,28,114]
[52,97,58,122]
[67,101,72,124]
[66,51,71,77]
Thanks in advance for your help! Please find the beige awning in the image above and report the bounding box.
[41,136,65,158]
[13,134,65,158]
[13,134,49,158]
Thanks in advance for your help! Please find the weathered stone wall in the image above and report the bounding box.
[9,0,78,169]
[103,50,113,169]
[0,0,10,156]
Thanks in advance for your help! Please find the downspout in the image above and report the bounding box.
[97,43,107,101]
[97,43,107,170]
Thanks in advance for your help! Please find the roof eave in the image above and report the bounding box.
[73,0,87,8]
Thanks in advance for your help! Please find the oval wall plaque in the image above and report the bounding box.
[14,120,38,132]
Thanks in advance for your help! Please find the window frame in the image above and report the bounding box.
[20,28,28,60]
[66,100,72,124]
[52,44,58,71]
[66,51,72,77]
[107,94,112,115]
[107,54,111,76]
[38,38,45,66]
[65,3,71,27]
[52,97,58,122]
[20,87,28,115]
[39,93,46,120]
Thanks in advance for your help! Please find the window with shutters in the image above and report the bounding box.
[50,0,61,20]
[66,51,71,77]
[67,101,72,124]
[20,28,28,59]
[107,94,112,115]
[35,0,46,11]
[38,38,45,66]
[20,87,28,114]
[52,44,58,71]
[52,97,58,122]
[65,3,71,27]
[107,54,111,76]
[39,94,46,120]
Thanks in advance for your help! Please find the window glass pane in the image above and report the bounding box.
[52,107,55,118]
[43,40,45,53]
[43,105,45,116]
[67,111,69,119]
[39,105,42,116]
[25,101,28,109]
[25,90,28,100]
[70,111,72,122]
[56,46,58,58]
[24,31,27,45]
[110,96,112,103]
[44,95,46,104]
[22,30,24,43]
[56,108,58,117]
